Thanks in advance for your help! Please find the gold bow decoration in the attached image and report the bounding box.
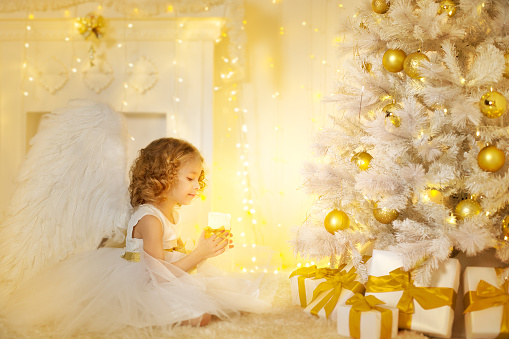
[313,265,346,280]
[346,293,393,339]
[366,267,456,328]
[289,265,319,307]
[75,12,105,39]
[121,251,140,262]
[203,226,230,239]
[464,272,509,338]
[309,267,366,318]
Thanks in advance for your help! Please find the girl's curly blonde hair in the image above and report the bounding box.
[129,138,205,208]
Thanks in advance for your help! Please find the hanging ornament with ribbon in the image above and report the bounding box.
[76,13,105,40]
[75,12,105,66]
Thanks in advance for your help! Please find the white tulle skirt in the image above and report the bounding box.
[0,247,270,337]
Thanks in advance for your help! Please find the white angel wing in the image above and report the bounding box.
[0,100,130,299]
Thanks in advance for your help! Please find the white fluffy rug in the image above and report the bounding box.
[0,270,430,339]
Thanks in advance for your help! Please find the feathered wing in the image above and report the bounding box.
[0,100,130,300]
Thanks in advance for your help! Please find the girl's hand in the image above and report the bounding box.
[193,230,229,259]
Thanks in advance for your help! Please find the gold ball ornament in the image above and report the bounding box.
[351,152,373,171]
[372,0,390,14]
[502,215,509,238]
[382,49,407,73]
[324,209,350,234]
[504,52,509,78]
[373,204,399,224]
[383,103,402,127]
[478,145,505,172]
[403,52,430,79]
[362,61,372,73]
[437,0,457,17]
[479,91,507,119]
[454,199,482,220]
[427,189,444,204]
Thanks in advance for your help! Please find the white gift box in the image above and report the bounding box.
[289,273,325,307]
[304,286,357,320]
[337,304,399,339]
[463,266,508,339]
[366,249,460,338]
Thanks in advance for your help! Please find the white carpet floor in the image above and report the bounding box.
[0,270,430,339]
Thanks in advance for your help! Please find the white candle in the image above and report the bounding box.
[208,212,231,229]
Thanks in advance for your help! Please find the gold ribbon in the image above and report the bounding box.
[464,269,509,339]
[366,267,456,328]
[203,226,230,239]
[289,265,318,307]
[121,251,140,262]
[310,267,366,319]
[346,293,393,339]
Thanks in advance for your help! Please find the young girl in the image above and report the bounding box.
[0,102,269,338]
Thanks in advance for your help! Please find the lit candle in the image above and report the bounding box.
[208,212,231,228]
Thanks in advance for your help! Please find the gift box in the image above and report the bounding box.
[463,266,509,339]
[289,265,324,307]
[337,293,398,339]
[365,249,460,338]
[303,266,365,320]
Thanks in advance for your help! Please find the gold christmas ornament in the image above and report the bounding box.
[382,49,406,73]
[477,145,505,172]
[362,61,372,73]
[427,189,443,204]
[383,103,402,127]
[372,0,390,14]
[479,91,507,119]
[351,152,373,171]
[324,209,350,234]
[504,52,509,78]
[437,0,457,17]
[502,215,509,239]
[75,12,105,39]
[454,199,482,220]
[373,204,399,224]
[403,52,430,79]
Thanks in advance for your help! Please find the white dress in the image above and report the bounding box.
[1,204,269,337]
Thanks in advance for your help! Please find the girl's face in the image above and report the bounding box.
[164,156,203,206]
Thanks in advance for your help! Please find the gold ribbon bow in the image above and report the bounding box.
[346,293,393,339]
[289,265,318,307]
[313,265,346,280]
[310,267,366,319]
[366,267,456,328]
[203,226,230,239]
[464,271,509,338]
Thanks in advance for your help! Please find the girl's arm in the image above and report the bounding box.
[134,215,229,272]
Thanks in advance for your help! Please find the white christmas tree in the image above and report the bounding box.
[292,0,509,285]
